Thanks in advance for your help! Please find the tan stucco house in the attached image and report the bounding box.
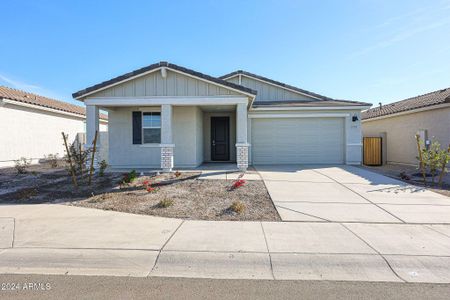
[362,87,450,166]
[0,86,108,167]
[72,61,371,171]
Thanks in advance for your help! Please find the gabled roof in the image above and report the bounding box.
[362,87,450,120]
[220,70,333,100]
[220,70,370,106]
[73,61,257,99]
[0,86,107,119]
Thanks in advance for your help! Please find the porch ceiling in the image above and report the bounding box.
[199,105,236,112]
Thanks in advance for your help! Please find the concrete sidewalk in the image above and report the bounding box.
[1,204,450,283]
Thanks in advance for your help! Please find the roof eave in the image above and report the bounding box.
[73,62,257,100]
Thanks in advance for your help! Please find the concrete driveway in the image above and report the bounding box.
[256,165,450,223]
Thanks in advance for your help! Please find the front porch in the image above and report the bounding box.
[85,100,250,171]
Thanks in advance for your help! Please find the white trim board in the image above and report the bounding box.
[85,96,249,106]
[251,106,370,111]
[248,113,350,118]
[75,67,256,100]
[1,98,84,120]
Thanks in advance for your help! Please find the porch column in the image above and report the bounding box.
[161,104,174,172]
[236,103,249,171]
[85,105,100,168]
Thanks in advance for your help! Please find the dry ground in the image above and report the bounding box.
[71,172,280,221]
[361,164,450,197]
[0,164,280,221]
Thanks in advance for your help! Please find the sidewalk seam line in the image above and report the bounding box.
[11,218,16,248]
[311,169,407,223]
[275,204,331,222]
[260,222,275,280]
[259,171,283,221]
[340,223,407,283]
[425,225,450,238]
[148,220,185,277]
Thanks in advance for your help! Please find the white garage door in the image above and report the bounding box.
[251,118,345,164]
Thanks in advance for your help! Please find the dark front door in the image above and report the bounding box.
[211,117,230,161]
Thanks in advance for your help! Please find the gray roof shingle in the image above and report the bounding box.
[73,62,257,99]
[362,87,450,120]
[220,70,371,106]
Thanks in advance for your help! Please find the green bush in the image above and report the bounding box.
[98,160,108,177]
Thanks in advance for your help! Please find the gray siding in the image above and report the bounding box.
[108,106,204,169]
[89,69,241,98]
[195,107,204,165]
[173,106,203,167]
[225,75,316,102]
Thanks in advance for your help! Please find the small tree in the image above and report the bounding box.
[422,139,442,184]
[64,143,93,177]
[98,160,108,177]
[416,136,450,186]
[438,145,450,187]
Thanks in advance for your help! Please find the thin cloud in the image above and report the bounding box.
[349,3,450,58]
[0,73,42,91]
[351,19,450,57]
[0,73,76,105]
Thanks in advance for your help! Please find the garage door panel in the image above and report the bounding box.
[252,118,344,164]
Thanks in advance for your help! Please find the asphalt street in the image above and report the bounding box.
[1,274,449,300]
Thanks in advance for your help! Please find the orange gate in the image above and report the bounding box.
[363,137,382,166]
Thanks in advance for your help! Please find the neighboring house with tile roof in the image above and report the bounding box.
[0,86,108,167]
[73,61,371,170]
[362,87,450,165]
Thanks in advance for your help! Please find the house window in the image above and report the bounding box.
[142,112,161,143]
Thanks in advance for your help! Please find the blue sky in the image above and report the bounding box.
[1,0,449,106]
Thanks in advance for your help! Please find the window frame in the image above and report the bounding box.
[141,111,161,144]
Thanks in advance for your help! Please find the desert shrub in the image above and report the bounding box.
[399,172,411,181]
[174,170,181,178]
[416,137,450,185]
[98,160,108,177]
[14,157,31,174]
[122,170,138,184]
[44,153,59,168]
[17,188,37,199]
[230,201,246,214]
[157,198,174,208]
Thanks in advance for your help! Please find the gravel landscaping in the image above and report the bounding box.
[361,164,450,197]
[0,165,280,221]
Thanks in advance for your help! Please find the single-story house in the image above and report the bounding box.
[0,86,108,167]
[362,87,450,166]
[72,61,371,171]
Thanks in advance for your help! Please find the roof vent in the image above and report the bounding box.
[379,102,382,109]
